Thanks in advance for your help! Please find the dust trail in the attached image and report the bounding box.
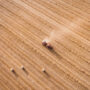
[44,28,70,44]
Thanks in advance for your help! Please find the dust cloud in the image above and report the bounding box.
[44,28,70,44]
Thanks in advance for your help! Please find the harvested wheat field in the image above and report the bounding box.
[0,0,90,90]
